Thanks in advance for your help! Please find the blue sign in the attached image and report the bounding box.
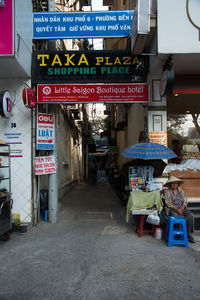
[33,10,134,39]
[37,144,54,150]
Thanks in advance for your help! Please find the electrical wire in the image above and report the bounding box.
[55,0,79,9]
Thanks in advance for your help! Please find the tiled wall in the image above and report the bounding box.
[0,80,32,223]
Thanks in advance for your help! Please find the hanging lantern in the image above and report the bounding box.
[22,88,36,109]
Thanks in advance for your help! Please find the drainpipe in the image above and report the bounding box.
[48,112,58,223]
[48,0,58,223]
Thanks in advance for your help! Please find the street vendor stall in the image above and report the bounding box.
[121,142,175,192]
[121,142,177,236]
[126,190,162,237]
[166,146,200,230]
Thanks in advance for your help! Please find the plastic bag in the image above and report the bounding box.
[159,208,168,226]
[146,210,160,226]
[12,213,21,225]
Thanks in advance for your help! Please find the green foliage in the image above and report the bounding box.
[103,117,110,130]
[90,118,106,136]
[167,114,190,148]
[167,114,186,131]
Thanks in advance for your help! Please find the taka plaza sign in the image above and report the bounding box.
[31,50,147,84]
[37,83,149,104]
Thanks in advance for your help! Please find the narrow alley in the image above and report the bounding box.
[0,176,200,300]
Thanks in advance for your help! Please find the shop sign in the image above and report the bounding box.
[159,69,174,97]
[35,156,56,175]
[31,50,147,84]
[37,83,149,104]
[4,132,23,158]
[0,0,13,55]
[0,91,12,118]
[22,88,37,109]
[149,131,167,146]
[33,10,134,39]
[36,113,55,150]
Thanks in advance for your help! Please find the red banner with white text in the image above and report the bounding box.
[37,83,149,103]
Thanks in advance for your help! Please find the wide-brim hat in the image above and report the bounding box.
[164,175,184,186]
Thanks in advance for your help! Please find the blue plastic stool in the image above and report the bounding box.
[165,216,188,248]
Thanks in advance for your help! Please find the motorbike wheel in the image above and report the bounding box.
[120,190,130,206]
[0,230,10,241]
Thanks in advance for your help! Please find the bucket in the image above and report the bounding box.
[154,227,163,240]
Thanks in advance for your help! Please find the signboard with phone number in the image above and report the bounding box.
[37,83,149,104]
[36,113,55,150]
[35,156,56,175]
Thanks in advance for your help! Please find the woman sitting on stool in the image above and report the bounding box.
[163,176,195,243]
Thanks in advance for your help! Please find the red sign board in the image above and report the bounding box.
[22,88,37,109]
[37,83,149,103]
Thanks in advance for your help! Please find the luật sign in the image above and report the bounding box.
[36,113,55,150]
[33,10,134,39]
[32,50,147,84]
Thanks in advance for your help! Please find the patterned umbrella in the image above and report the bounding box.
[121,142,177,160]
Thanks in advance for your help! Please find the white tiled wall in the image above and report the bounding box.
[0,80,32,223]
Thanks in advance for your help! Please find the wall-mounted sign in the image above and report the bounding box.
[33,10,133,39]
[0,0,13,55]
[35,156,56,175]
[158,0,200,54]
[4,132,23,158]
[0,91,12,118]
[149,131,167,146]
[32,50,147,84]
[159,69,174,97]
[36,113,55,150]
[37,83,149,104]
[22,88,37,109]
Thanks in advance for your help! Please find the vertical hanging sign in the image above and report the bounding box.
[36,113,55,150]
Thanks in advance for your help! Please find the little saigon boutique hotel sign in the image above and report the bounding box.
[37,83,149,104]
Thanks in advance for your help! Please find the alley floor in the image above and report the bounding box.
[0,176,200,300]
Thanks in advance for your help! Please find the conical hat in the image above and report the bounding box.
[164,175,184,186]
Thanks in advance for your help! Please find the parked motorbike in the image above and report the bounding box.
[108,164,130,207]
[108,167,119,189]
[115,174,130,206]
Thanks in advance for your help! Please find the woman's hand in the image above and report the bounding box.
[173,207,183,216]
[180,206,185,213]
[177,208,184,216]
